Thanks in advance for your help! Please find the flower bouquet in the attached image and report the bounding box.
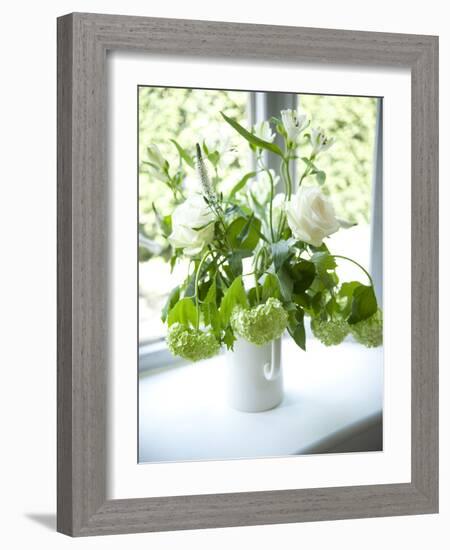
[143,109,382,369]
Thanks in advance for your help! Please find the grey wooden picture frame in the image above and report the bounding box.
[57,12,439,537]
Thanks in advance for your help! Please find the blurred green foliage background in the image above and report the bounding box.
[139,87,377,244]
[299,94,377,225]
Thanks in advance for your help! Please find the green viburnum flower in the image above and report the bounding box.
[311,318,349,346]
[166,323,220,362]
[231,297,288,346]
[349,309,383,348]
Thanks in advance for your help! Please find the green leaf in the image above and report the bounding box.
[228,171,257,199]
[184,271,197,298]
[161,286,180,322]
[301,157,318,171]
[315,170,326,185]
[289,260,316,293]
[202,280,221,337]
[151,204,172,236]
[292,293,311,309]
[237,213,255,243]
[339,281,362,300]
[276,265,294,301]
[169,255,177,273]
[221,112,284,157]
[262,273,281,302]
[167,297,197,327]
[139,246,151,262]
[316,270,339,290]
[311,292,323,315]
[338,281,362,316]
[271,239,295,271]
[204,279,217,304]
[247,286,260,307]
[223,326,236,350]
[208,150,220,167]
[326,297,338,316]
[311,252,337,273]
[227,251,247,277]
[197,280,213,302]
[310,277,326,293]
[309,242,330,254]
[288,308,306,351]
[227,216,261,251]
[219,276,248,327]
[348,285,377,325]
[170,139,195,169]
[192,221,215,232]
[310,252,339,291]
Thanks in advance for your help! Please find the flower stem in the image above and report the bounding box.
[194,251,211,329]
[254,272,260,304]
[282,158,292,200]
[256,154,275,242]
[331,254,374,287]
[299,153,316,186]
[266,169,275,242]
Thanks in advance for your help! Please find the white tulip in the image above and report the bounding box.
[280,109,308,144]
[253,120,275,143]
[310,127,335,155]
[168,195,215,257]
[285,186,340,247]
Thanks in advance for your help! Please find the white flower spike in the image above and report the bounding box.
[195,143,217,205]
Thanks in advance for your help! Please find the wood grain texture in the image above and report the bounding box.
[57,12,439,536]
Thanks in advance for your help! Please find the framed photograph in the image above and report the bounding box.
[57,13,438,536]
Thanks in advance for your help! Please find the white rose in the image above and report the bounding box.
[168,195,215,257]
[285,186,340,247]
[280,109,308,144]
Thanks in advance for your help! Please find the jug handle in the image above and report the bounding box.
[263,338,281,381]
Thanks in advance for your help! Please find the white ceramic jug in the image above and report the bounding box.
[226,338,283,412]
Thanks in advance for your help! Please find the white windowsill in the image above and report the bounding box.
[139,337,383,463]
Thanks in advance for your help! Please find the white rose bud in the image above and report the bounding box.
[280,109,308,144]
[168,195,215,257]
[285,186,340,247]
